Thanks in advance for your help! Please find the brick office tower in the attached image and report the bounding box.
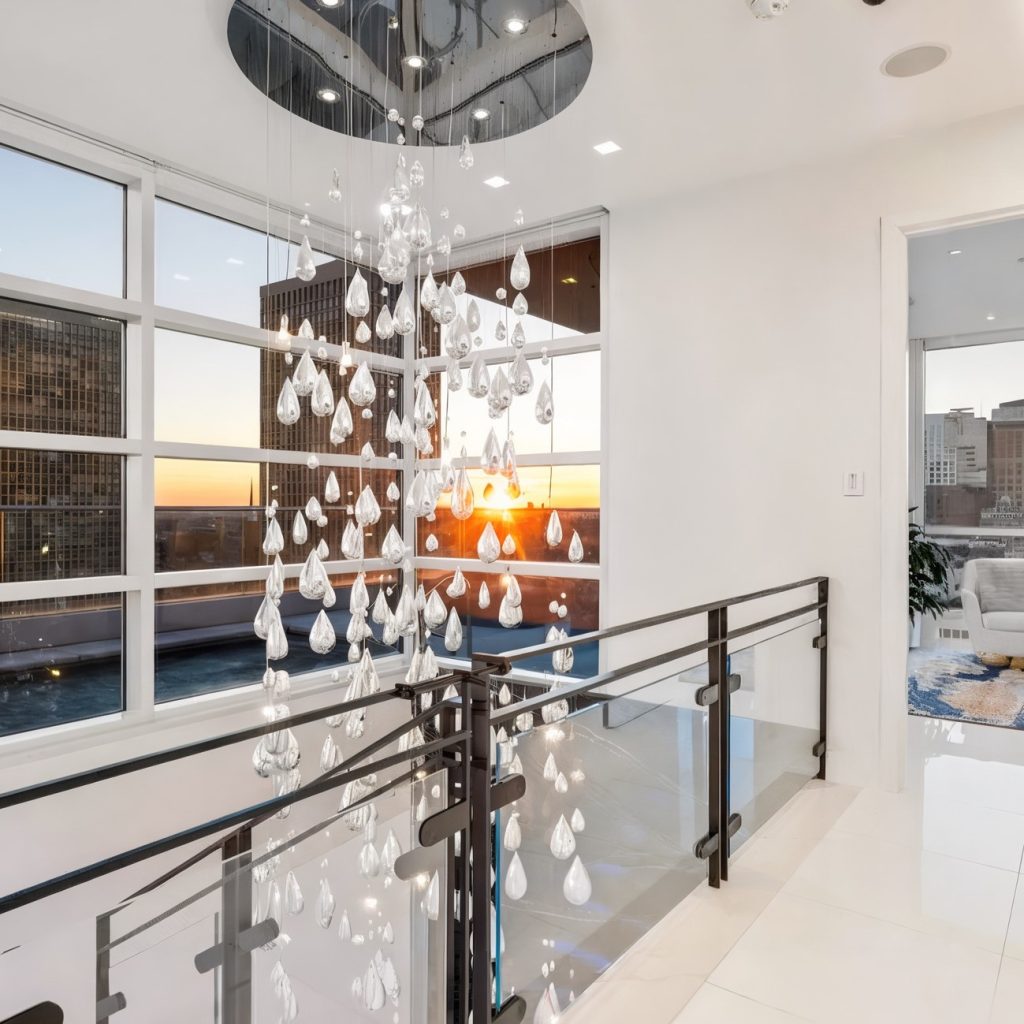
[259,260,405,565]
[0,300,123,584]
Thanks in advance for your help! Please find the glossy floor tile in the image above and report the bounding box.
[568,715,1024,1024]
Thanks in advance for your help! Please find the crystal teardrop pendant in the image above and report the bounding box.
[276,378,301,425]
[503,812,522,851]
[501,533,517,556]
[543,752,558,781]
[321,733,340,773]
[505,575,522,606]
[447,357,464,391]
[413,378,436,427]
[550,814,577,860]
[298,319,315,341]
[354,320,371,344]
[478,580,491,609]
[488,367,513,416]
[348,362,377,407]
[570,808,586,832]
[310,610,337,654]
[510,245,531,290]
[555,771,569,794]
[512,292,528,316]
[498,594,523,628]
[306,496,323,521]
[292,349,317,396]
[444,607,463,652]
[385,410,402,444]
[420,272,439,311]
[299,549,328,600]
[350,572,370,613]
[450,468,475,521]
[446,567,467,598]
[324,471,341,504]
[511,321,527,349]
[504,851,528,900]
[355,485,381,526]
[345,269,370,318]
[393,286,416,335]
[328,168,342,202]
[468,354,490,398]
[311,369,335,417]
[361,441,375,461]
[371,588,389,624]
[425,533,438,552]
[330,398,354,443]
[296,235,317,282]
[291,510,308,546]
[285,871,304,914]
[266,611,289,660]
[458,135,474,169]
[467,298,481,331]
[495,320,507,343]
[535,983,562,1024]
[263,517,285,557]
[563,855,592,906]
[509,350,533,395]
[375,305,394,340]
[477,522,500,563]
[424,589,447,629]
[381,828,402,874]
[386,480,401,502]
[451,270,466,296]
[403,203,432,252]
[338,909,352,941]
[363,960,386,1011]
[267,555,285,600]
[480,429,502,473]
[358,841,381,878]
[316,878,336,928]
[381,525,406,565]
[424,870,440,920]
[568,530,584,563]
[253,596,274,639]
[437,283,457,325]
[546,510,563,546]
[445,314,472,357]
[535,380,554,424]
[378,231,409,285]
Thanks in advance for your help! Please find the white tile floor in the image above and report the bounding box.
[567,716,1024,1024]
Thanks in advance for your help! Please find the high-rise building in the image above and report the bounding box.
[988,399,1024,511]
[0,300,123,583]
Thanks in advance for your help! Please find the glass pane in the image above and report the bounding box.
[0,449,123,582]
[421,466,599,564]
[416,570,598,676]
[154,573,402,703]
[0,145,124,296]
[423,236,600,357]
[728,618,822,852]
[437,350,600,454]
[155,200,332,327]
[0,299,124,437]
[494,681,708,1016]
[155,461,401,570]
[0,592,123,736]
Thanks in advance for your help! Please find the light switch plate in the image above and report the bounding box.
[843,471,864,496]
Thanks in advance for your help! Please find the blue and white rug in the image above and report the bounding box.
[908,648,1024,729]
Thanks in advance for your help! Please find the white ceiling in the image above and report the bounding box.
[2,0,1024,242]
[910,217,1024,340]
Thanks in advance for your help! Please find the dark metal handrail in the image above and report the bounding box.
[473,576,827,671]
[0,674,460,812]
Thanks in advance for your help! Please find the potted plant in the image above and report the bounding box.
[908,508,952,648]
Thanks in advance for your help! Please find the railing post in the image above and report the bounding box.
[705,607,730,886]
[220,826,253,1024]
[95,911,111,1023]
[467,660,493,1024]
[816,579,829,780]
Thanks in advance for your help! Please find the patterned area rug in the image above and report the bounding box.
[908,649,1024,729]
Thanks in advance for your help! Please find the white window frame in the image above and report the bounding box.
[0,108,609,754]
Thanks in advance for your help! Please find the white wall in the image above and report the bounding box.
[606,105,1024,787]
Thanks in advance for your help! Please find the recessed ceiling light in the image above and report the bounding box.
[561,276,578,285]
[986,314,997,321]
[503,17,528,34]
[226,257,244,266]
[172,273,190,282]
[318,0,341,6]
[484,176,510,188]
[948,249,963,256]
[404,55,427,69]
[593,140,621,155]
[317,86,340,103]
[472,107,491,121]
[882,44,950,78]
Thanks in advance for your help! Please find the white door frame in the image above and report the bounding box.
[879,201,1024,790]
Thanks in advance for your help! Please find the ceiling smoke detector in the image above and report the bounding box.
[749,0,789,17]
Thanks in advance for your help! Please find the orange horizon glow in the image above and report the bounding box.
[155,458,260,507]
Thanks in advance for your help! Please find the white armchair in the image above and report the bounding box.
[961,558,1024,658]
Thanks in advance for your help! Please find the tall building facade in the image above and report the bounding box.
[0,300,123,583]
[988,400,1024,516]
